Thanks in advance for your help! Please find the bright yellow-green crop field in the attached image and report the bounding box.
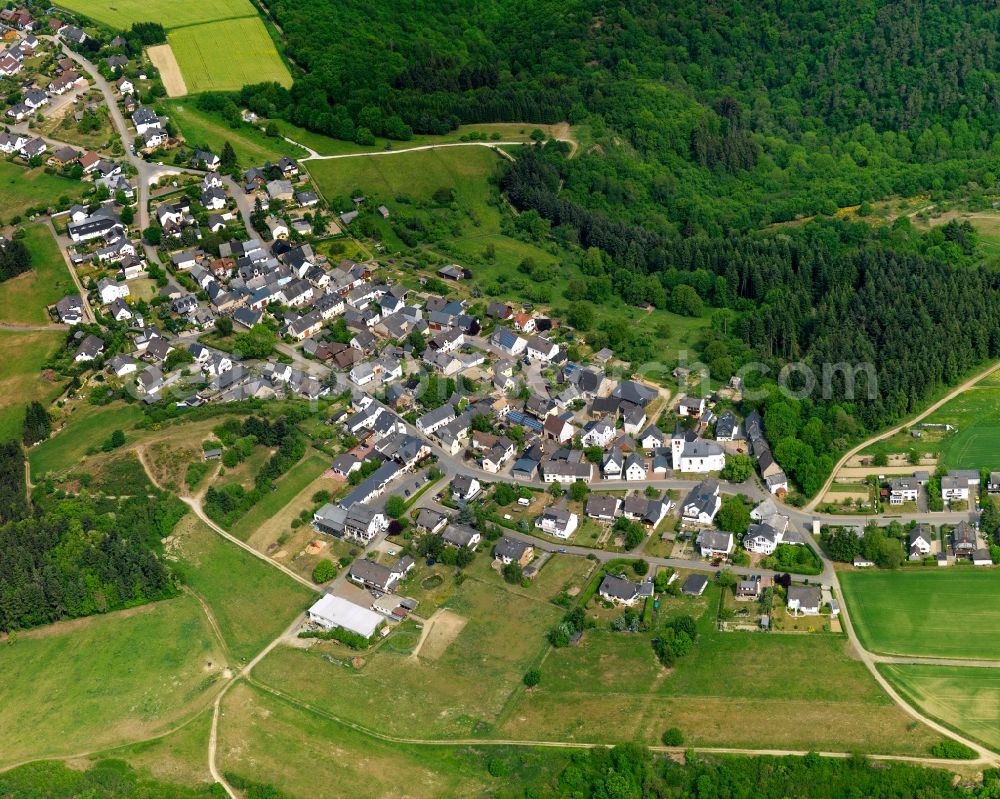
[881,663,1000,751]
[168,17,292,94]
[840,570,1000,659]
[55,0,257,28]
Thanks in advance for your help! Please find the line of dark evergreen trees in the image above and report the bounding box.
[22,400,51,447]
[0,238,30,282]
[0,442,27,525]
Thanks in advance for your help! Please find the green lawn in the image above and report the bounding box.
[0,160,86,219]
[168,17,291,94]
[164,100,304,165]
[497,584,943,755]
[55,0,257,27]
[171,513,314,662]
[29,403,146,479]
[0,225,75,325]
[840,570,1000,659]
[230,453,328,540]
[0,594,225,767]
[881,663,1000,751]
[306,146,505,210]
[0,329,66,443]
[924,377,1000,469]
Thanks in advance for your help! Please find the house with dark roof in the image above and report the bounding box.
[682,479,721,524]
[442,525,480,549]
[585,494,620,521]
[681,573,708,596]
[697,530,733,558]
[535,507,578,539]
[787,585,821,615]
[74,334,104,362]
[415,507,448,534]
[909,525,934,560]
[450,474,481,502]
[348,555,413,593]
[952,520,978,556]
[715,411,740,441]
[613,380,657,407]
[599,574,653,606]
[494,536,533,566]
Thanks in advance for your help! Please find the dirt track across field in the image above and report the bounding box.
[409,609,467,661]
[147,44,187,97]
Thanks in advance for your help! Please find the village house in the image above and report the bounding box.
[494,536,533,567]
[348,555,413,593]
[909,525,934,560]
[450,474,481,502]
[442,525,481,549]
[542,459,593,484]
[743,522,783,555]
[735,576,764,601]
[681,573,709,596]
[55,295,84,325]
[889,477,920,505]
[598,574,653,606]
[715,411,740,441]
[697,530,734,559]
[602,448,624,480]
[74,334,104,362]
[581,419,615,448]
[526,335,560,363]
[623,453,647,481]
[677,396,705,417]
[942,470,978,503]
[681,479,721,524]
[585,494,620,521]
[535,507,578,539]
[415,508,448,534]
[952,520,978,557]
[787,585,821,615]
[543,415,575,444]
[96,278,130,305]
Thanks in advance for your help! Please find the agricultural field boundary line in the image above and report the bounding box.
[164,14,260,31]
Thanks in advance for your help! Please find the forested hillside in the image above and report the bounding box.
[251,0,1000,229]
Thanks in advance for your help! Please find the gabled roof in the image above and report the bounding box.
[600,574,642,602]
[494,536,530,561]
